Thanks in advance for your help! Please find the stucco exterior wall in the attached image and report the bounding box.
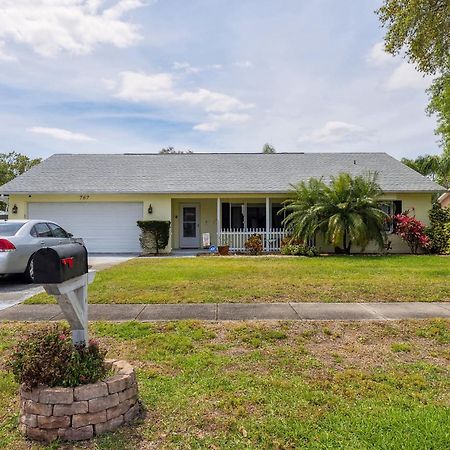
[7,191,434,254]
[7,194,173,252]
[440,193,450,208]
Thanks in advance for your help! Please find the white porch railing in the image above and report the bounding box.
[218,228,287,252]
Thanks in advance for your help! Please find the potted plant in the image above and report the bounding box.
[218,237,230,255]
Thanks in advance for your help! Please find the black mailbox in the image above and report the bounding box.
[33,244,88,284]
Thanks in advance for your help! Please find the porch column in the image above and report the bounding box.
[217,197,221,243]
[265,197,270,251]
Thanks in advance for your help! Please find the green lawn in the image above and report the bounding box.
[0,319,449,449]
[26,255,450,304]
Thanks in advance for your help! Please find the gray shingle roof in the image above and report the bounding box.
[0,152,444,194]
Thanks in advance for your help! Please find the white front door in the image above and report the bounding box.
[180,204,199,248]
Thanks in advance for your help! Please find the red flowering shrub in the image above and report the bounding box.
[7,324,106,388]
[394,213,430,254]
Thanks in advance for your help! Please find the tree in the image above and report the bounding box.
[0,151,41,210]
[401,153,450,188]
[262,143,276,154]
[377,0,450,152]
[281,173,388,254]
[159,147,193,154]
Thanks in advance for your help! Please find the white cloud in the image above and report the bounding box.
[193,113,251,132]
[172,61,201,74]
[298,121,366,144]
[0,41,16,61]
[115,72,175,103]
[177,89,251,113]
[233,60,253,68]
[0,0,145,58]
[28,126,96,142]
[385,62,431,90]
[172,61,223,74]
[114,71,253,130]
[366,42,393,66]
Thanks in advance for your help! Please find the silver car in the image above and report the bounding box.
[0,220,78,281]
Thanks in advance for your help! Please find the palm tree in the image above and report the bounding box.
[401,152,450,188]
[281,173,388,254]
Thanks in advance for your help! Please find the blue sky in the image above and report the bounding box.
[0,0,439,160]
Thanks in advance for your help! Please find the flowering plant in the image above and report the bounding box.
[394,213,430,254]
[7,324,106,388]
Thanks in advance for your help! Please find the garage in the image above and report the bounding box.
[28,202,143,253]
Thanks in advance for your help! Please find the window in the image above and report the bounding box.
[271,204,284,229]
[221,202,244,230]
[0,222,25,236]
[230,204,244,229]
[247,204,265,229]
[48,223,69,238]
[33,222,52,238]
[380,200,402,233]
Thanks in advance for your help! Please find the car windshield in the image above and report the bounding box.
[0,222,25,236]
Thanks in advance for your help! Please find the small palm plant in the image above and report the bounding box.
[281,172,388,254]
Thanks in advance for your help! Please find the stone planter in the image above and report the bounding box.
[18,360,140,442]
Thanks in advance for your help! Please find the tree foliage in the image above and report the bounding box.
[137,220,171,254]
[377,0,450,153]
[426,202,450,253]
[401,152,450,188]
[159,147,193,154]
[262,143,276,154]
[281,173,388,254]
[376,0,449,75]
[0,151,41,186]
[0,151,41,210]
[427,73,450,152]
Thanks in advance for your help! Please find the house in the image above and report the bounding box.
[439,192,450,208]
[0,152,444,254]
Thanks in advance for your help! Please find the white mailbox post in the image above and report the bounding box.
[42,271,96,345]
[33,244,92,346]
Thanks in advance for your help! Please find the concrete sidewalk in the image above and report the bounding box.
[1,302,449,322]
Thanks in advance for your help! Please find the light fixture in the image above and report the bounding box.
[11,204,18,214]
[148,204,153,214]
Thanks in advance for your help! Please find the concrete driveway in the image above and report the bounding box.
[0,255,134,311]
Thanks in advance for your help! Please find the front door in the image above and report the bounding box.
[180,204,199,248]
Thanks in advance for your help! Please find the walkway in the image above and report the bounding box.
[1,302,449,322]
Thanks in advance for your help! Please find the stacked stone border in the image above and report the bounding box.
[19,359,140,442]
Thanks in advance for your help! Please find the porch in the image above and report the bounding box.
[171,196,288,252]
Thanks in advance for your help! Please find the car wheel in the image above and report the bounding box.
[23,257,34,283]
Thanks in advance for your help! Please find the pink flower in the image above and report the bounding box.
[59,334,67,341]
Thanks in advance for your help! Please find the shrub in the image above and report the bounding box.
[426,203,450,254]
[393,213,430,254]
[281,244,318,257]
[244,234,263,255]
[7,325,107,389]
[280,235,304,248]
[137,220,171,254]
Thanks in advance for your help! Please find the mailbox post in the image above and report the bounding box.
[33,244,94,345]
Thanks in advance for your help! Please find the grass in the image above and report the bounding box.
[25,255,450,304]
[0,319,449,449]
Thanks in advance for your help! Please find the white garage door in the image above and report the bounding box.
[28,202,143,253]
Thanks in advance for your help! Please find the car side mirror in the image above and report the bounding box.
[67,233,73,238]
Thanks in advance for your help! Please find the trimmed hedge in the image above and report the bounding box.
[426,203,450,254]
[137,220,171,254]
